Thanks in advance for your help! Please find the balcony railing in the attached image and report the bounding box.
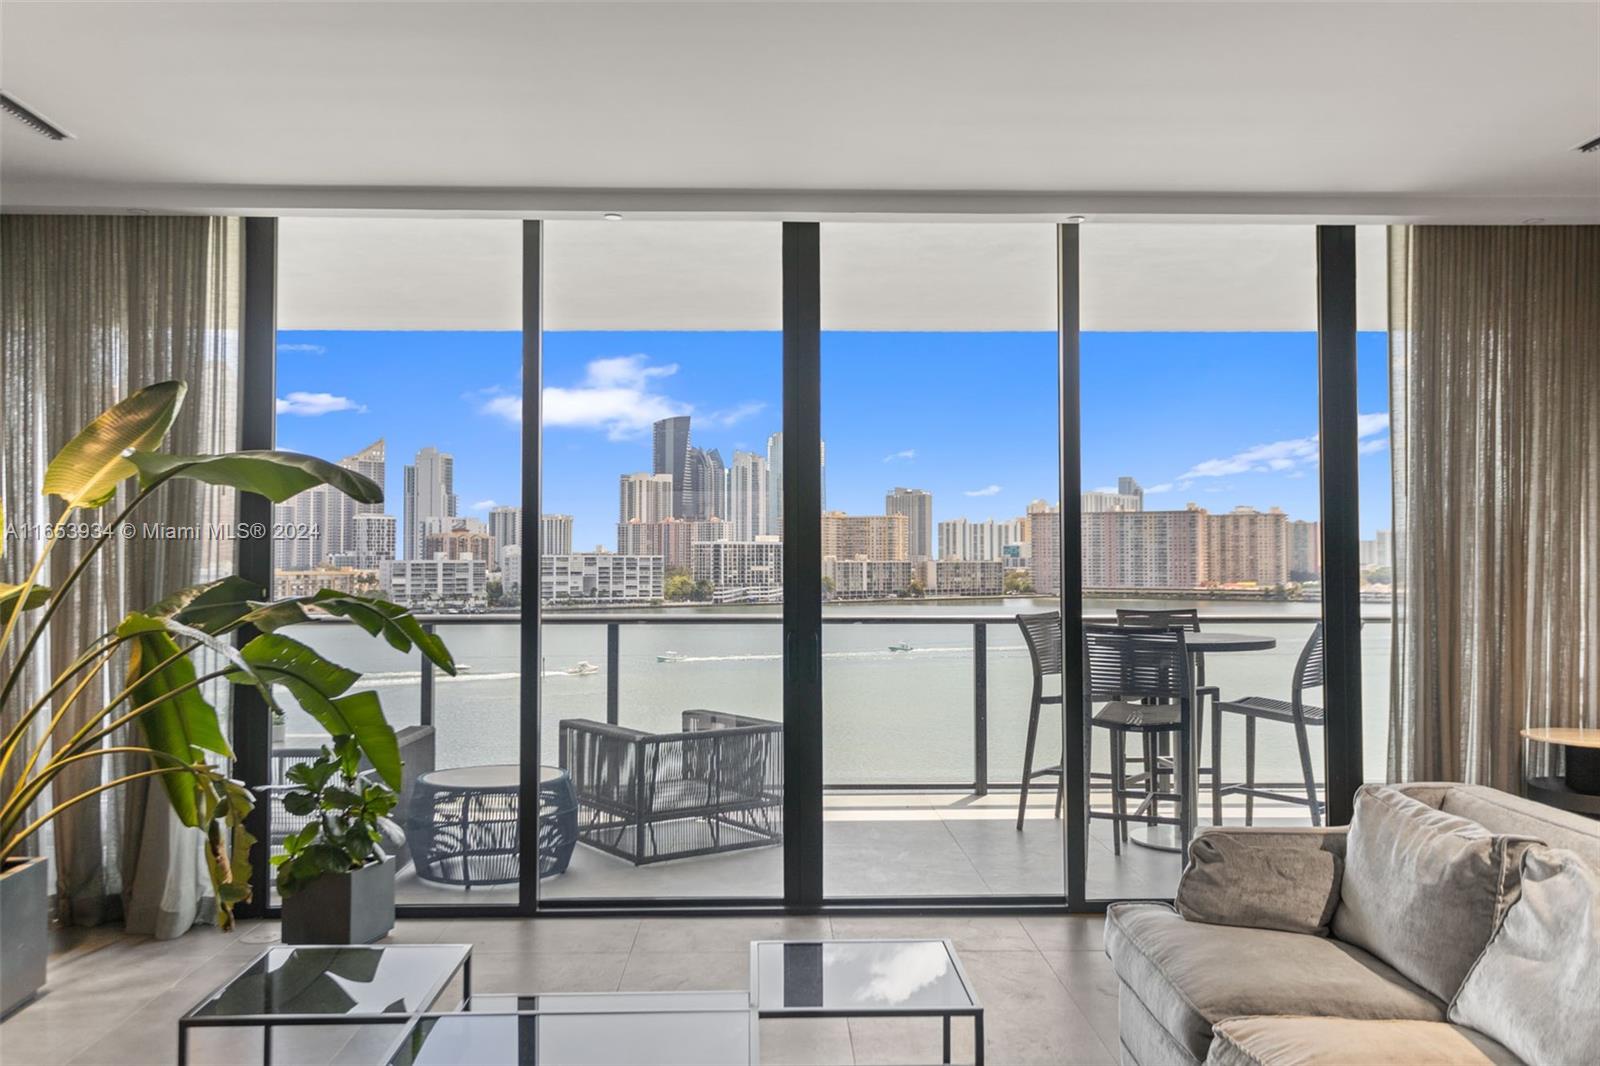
[355,610,1390,795]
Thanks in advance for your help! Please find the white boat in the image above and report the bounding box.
[566,660,600,676]
[657,651,686,663]
[888,641,913,653]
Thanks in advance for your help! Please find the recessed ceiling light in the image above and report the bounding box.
[1522,218,1547,225]
[1064,215,1087,224]
[0,91,72,141]
[602,212,624,222]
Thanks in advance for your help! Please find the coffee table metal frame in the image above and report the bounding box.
[176,943,472,1066]
[380,991,760,1066]
[750,938,984,1065]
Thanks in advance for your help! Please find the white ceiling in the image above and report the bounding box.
[3,2,1597,222]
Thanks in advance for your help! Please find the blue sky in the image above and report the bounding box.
[276,329,1392,553]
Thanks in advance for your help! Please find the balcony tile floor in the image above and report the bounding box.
[1,913,1118,1066]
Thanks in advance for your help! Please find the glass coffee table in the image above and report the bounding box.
[384,992,757,1065]
[178,943,472,1066]
[751,939,983,1064]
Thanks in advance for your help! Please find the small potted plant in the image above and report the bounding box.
[274,736,401,944]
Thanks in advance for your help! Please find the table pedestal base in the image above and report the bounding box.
[1564,745,1600,795]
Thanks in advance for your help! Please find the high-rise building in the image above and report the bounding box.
[403,446,456,560]
[499,545,523,593]
[488,505,522,567]
[885,487,934,560]
[423,526,494,563]
[542,552,664,603]
[728,451,768,541]
[1028,501,1061,595]
[273,438,388,570]
[539,514,574,556]
[691,539,782,597]
[766,432,783,536]
[917,559,1005,596]
[1082,506,1208,589]
[1207,506,1288,586]
[821,512,908,561]
[938,517,1026,562]
[1082,475,1144,514]
[1287,519,1321,581]
[823,558,915,599]
[380,556,487,607]
[685,446,727,521]
[353,512,397,570]
[652,415,692,518]
[619,472,675,525]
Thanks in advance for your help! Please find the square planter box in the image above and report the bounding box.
[281,855,395,945]
[1,856,49,1018]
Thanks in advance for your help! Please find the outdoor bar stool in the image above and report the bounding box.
[1212,623,1326,826]
[1015,611,1066,831]
[1085,624,1198,855]
[1114,608,1221,813]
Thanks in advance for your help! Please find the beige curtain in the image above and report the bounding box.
[1388,225,1600,791]
[1,216,240,936]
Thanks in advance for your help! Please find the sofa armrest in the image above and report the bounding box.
[1175,825,1347,936]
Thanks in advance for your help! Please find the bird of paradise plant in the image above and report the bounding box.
[0,381,455,928]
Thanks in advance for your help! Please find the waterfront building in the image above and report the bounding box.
[1082,506,1208,589]
[939,517,1026,562]
[353,512,397,569]
[686,446,727,521]
[1028,502,1061,595]
[1360,529,1394,568]
[822,511,908,561]
[652,415,692,518]
[919,559,1005,596]
[381,554,487,607]
[423,526,494,563]
[541,552,663,604]
[499,544,522,593]
[728,451,769,541]
[403,446,457,560]
[885,487,934,560]
[1082,475,1144,513]
[540,513,574,556]
[825,558,915,599]
[273,565,376,599]
[1207,505,1288,586]
[273,438,387,570]
[488,505,521,566]
[766,432,783,535]
[692,539,782,595]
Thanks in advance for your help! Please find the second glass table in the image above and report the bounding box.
[750,938,984,1065]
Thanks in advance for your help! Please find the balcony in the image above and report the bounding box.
[273,607,1391,906]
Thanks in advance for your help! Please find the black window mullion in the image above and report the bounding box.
[1058,224,1088,910]
[521,220,544,913]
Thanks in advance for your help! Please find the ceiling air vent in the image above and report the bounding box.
[1577,135,1600,154]
[1,92,71,141]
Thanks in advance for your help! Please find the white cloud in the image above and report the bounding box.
[277,342,326,355]
[470,499,497,511]
[964,484,1002,497]
[480,355,764,443]
[275,391,366,416]
[1359,437,1390,455]
[883,449,917,463]
[1167,411,1389,484]
[1357,412,1389,438]
[1145,483,1175,494]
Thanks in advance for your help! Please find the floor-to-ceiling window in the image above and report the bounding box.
[1076,225,1327,900]
[1356,225,1394,786]
[539,222,784,902]
[818,224,1063,899]
[273,218,524,908]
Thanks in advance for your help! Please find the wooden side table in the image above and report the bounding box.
[1521,727,1600,818]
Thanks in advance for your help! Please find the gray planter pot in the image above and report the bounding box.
[281,855,395,944]
[1,856,49,1018]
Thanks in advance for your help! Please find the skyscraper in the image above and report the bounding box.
[766,432,783,536]
[488,505,522,567]
[686,446,727,520]
[540,514,574,556]
[619,472,675,525]
[652,415,692,518]
[885,487,934,560]
[403,446,457,560]
[273,438,388,570]
[1082,475,1144,514]
[728,451,768,541]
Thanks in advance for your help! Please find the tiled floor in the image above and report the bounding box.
[0,913,1119,1066]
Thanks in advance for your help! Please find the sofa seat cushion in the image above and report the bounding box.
[1205,1017,1522,1066]
[1106,903,1444,1062]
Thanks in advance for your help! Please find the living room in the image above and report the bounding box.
[1,3,1596,1065]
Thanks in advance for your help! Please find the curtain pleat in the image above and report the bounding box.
[1,216,240,936]
[1388,225,1600,790]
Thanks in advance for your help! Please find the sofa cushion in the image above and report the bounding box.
[1177,828,1343,936]
[1105,903,1443,1063]
[1449,846,1600,1066]
[1205,1017,1522,1066]
[1437,785,1600,870]
[1331,785,1538,1001]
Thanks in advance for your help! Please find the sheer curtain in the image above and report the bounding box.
[1388,225,1600,791]
[1,216,240,937]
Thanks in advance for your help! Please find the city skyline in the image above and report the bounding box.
[274,328,1393,552]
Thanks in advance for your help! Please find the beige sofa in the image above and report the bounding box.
[1105,783,1600,1066]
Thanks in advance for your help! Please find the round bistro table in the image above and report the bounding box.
[408,764,579,886]
[1521,727,1600,818]
[1128,631,1278,853]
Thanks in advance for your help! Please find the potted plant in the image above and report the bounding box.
[274,736,401,944]
[0,381,454,1016]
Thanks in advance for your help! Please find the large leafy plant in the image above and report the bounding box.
[273,736,398,898]
[0,381,455,927]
